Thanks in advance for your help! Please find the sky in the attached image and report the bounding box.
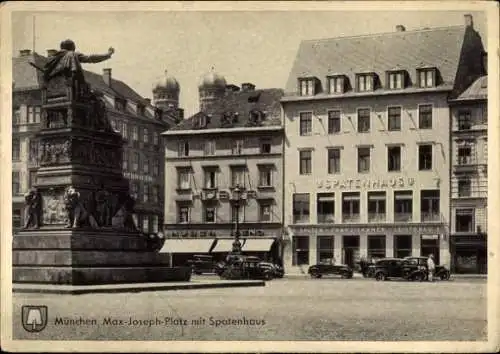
[12,9,487,117]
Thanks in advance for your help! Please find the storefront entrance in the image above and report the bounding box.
[421,234,440,265]
[342,235,360,268]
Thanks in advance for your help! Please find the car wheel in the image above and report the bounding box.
[375,272,386,281]
[414,273,425,282]
[264,272,273,281]
[440,271,450,281]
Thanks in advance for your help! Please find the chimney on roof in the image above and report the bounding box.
[47,49,58,57]
[19,49,31,57]
[395,25,406,32]
[103,68,112,86]
[464,14,473,28]
[241,83,256,92]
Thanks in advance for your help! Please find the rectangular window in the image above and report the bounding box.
[152,215,159,233]
[394,191,413,222]
[152,159,159,176]
[204,140,216,156]
[12,171,20,195]
[153,131,159,145]
[143,128,149,144]
[122,151,129,170]
[299,150,312,175]
[13,106,21,125]
[458,178,472,197]
[328,76,344,94]
[143,158,149,174]
[204,169,217,189]
[388,106,401,131]
[455,208,474,232]
[328,110,341,134]
[231,167,246,188]
[299,79,315,96]
[27,106,34,123]
[143,184,150,203]
[356,74,373,92]
[203,204,216,223]
[258,167,273,187]
[178,141,189,157]
[357,108,370,133]
[328,148,341,174]
[388,72,404,89]
[12,138,20,161]
[458,146,472,165]
[293,236,309,266]
[232,139,244,155]
[178,204,190,223]
[387,146,401,172]
[420,190,440,222]
[342,192,360,223]
[122,122,128,138]
[132,126,139,141]
[357,147,370,173]
[28,139,38,165]
[293,193,310,224]
[418,69,435,88]
[317,236,334,263]
[418,104,432,129]
[178,170,191,190]
[142,216,149,233]
[152,185,159,203]
[368,235,386,260]
[394,235,412,258]
[132,152,139,172]
[259,203,272,222]
[368,192,386,222]
[131,183,139,199]
[260,138,271,154]
[418,144,433,170]
[317,193,335,223]
[34,106,41,123]
[299,112,312,136]
[458,111,472,130]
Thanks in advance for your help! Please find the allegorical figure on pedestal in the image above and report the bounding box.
[63,186,99,228]
[95,187,112,227]
[23,188,42,229]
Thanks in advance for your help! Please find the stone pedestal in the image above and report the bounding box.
[13,67,190,285]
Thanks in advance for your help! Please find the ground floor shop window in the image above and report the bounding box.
[421,235,440,265]
[317,236,334,263]
[394,235,412,258]
[453,246,487,274]
[367,235,386,261]
[342,235,360,268]
[293,236,309,266]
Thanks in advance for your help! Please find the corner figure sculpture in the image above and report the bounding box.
[63,186,98,228]
[23,189,42,229]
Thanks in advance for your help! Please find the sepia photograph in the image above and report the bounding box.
[1,1,498,353]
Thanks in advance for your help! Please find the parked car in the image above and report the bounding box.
[218,255,274,280]
[186,255,215,275]
[373,257,428,281]
[258,261,285,278]
[308,259,353,279]
[403,256,451,280]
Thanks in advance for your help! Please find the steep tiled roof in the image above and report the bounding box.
[453,75,487,101]
[170,88,284,131]
[285,25,469,95]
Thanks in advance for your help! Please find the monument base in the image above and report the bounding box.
[13,228,191,285]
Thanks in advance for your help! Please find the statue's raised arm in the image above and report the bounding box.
[33,39,115,82]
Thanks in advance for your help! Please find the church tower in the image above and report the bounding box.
[153,70,180,111]
[198,68,226,113]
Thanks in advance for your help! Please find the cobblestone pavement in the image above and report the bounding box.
[13,278,487,341]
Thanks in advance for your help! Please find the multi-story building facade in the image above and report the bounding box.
[448,75,488,274]
[281,15,486,273]
[162,72,284,266]
[12,49,177,233]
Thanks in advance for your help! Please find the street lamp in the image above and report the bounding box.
[231,184,243,255]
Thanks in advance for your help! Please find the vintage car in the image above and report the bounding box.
[218,255,275,280]
[404,256,451,280]
[308,259,353,279]
[373,257,428,281]
[257,261,285,278]
[186,255,215,275]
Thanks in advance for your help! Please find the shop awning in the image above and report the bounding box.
[211,239,236,253]
[159,239,216,254]
[242,238,275,252]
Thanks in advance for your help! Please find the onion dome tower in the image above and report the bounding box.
[152,70,180,111]
[198,67,226,113]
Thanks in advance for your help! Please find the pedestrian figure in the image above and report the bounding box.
[427,254,436,282]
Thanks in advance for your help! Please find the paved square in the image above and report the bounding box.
[13,278,486,341]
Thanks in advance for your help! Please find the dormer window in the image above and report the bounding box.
[387,71,405,90]
[418,68,436,88]
[356,73,374,92]
[137,104,145,116]
[298,78,315,96]
[327,76,345,94]
[194,114,210,129]
[115,98,127,111]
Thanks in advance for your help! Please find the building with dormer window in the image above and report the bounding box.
[281,14,486,273]
[161,72,285,266]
